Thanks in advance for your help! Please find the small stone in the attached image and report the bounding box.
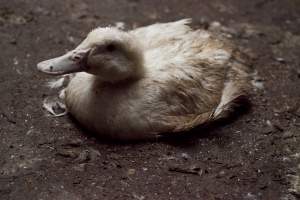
[216,170,226,178]
[181,153,190,160]
[73,163,86,172]
[297,69,300,78]
[293,107,300,117]
[89,149,101,161]
[262,126,274,135]
[9,39,17,45]
[275,57,286,63]
[74,150,90,163]
[282,131,295,139]
[198,17,209,29]
[163,7,170,13]
[241,24,259,38]
[116,163,122,168]
[127,168,136,175]
[168,165,202,176]
[133,193,145,200]
[251,79,264,90]
[109,153,121,160]
[63,139,84,147]
[73,179,81,185]
[210,21,221,29]
[273,122,284,132]
[147,12,158,20]
[264,120,284,133]
[142,167,148,171]
[56,149,78,158]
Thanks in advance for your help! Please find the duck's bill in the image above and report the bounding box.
[37,51,84,75]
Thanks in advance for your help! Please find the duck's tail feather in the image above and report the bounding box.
[211,50,252,120]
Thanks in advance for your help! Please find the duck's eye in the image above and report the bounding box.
[106,44,116,52]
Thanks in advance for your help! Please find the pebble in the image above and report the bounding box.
[75,150,90,163]
[9,39,17,45]
[181,153,190,160]
[297,69,300,78]
[89,149,101,161]
[275,57,286,63]
[73,163,87,172]
[127,168,136,175]
[216,170,226,178]
[56,149,78,158]
[282,131,296,139]
[63,139,84,147]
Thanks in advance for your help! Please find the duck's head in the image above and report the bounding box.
[37,27,144,82]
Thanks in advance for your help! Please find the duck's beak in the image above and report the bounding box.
[37,49,89,75]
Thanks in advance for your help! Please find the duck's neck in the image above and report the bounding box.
[93,60,145,85]
[90,33,145,84]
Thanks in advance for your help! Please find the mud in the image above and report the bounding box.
[0,0,300,200]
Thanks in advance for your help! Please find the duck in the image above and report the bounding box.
[37,19,250,140]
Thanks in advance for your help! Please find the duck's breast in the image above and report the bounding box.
[65,73,164,139]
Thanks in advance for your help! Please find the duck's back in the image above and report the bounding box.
[131,19,193,50]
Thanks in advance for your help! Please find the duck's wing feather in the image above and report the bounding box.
[151,50,251,136]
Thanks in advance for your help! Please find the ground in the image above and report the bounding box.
[0,0,300,200]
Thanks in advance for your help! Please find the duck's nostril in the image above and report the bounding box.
[50,66,53,71]
[73,55,81,61]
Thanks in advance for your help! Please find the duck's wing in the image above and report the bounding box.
[169,50,251,135]
[150,50,251,137]
[130,19,192,49]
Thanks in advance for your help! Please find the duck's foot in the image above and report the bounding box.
[42,97,67,117]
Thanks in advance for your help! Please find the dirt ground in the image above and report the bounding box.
[0,0,300,199]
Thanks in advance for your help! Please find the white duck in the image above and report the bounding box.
[37,19,250,140]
